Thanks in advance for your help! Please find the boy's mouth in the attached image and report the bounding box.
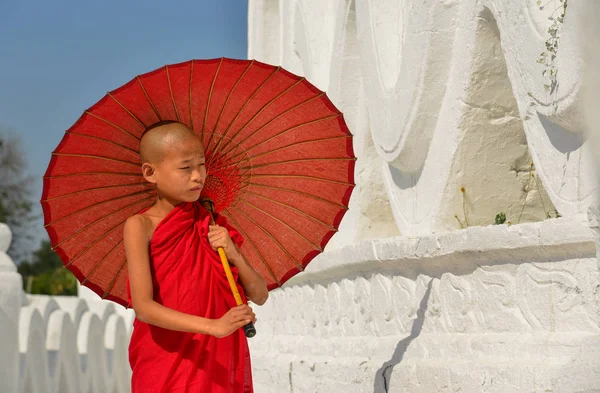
[190,186,202,191]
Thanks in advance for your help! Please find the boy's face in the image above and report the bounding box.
[141,124,207,202]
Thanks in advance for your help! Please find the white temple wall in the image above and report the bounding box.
[248,0,600,392]
[250,0,595,240]
[582,0,600,266]
[250,217,600,392]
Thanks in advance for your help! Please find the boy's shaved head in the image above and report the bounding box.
[139,121,201,163]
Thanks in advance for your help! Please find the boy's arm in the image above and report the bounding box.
[207,224,269,305]
[124,216,254,337]
[229,244,269,306]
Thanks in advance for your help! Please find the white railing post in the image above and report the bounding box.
[0,223,23,392]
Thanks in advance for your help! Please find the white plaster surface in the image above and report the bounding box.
[249,217,600,392]
[248,0,600,391]
[582,0,600,268]
[250,0,595,240]
[0,223,21,393]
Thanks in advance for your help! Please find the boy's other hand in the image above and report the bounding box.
[208,224,242,262]
[210,305,256,338]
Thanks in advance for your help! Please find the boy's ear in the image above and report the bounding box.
[142,162,157,184]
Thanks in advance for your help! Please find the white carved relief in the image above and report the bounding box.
[255,220,598,338]
[327,0,400,246]
[440,274,477,333]
[391,275,417,334]
[353,276,373,336]
[355,0,459,172]
[256,0,595,237]
[338,278,358,336]
[370,274,396,336]
[486,0,594,218]
[326,282,342,336]
[260,264,600,339]
[516,262,600,332]
[472,268,531,332]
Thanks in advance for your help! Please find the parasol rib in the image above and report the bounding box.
[44,171,143,180]
[189,60,194,129]
[107,92,147,129]
[244,135,352,162]
[247,174,354,186]
[215,135,353,173]
[242,190,337,230]
[45,189,154,227]
[204,60,254,153]
[225,115,343,162]
[203,58,224,140]
[42,182,152,202]
[85,110,141,142]
[79,239,123,282]
[239,156,356,171]
[221,210,281,286]
[241,182,347,208]
[208,140,252,176]
[241,199,322,251]
[65,131,140,155]
[103,258,128,299]
[165,65,181,122]
[48,195,154,249]
[208,75,306,164]
[136,76,162,121]
[65,226,123,270]
[231,205,304,272]
[208,65,281,159]
[51,153,141,168]
[218,93,326,159]
[216,92,324,160]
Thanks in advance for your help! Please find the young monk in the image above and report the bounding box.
[123,121,268,393]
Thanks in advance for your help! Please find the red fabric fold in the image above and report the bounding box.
[126,201,253,393]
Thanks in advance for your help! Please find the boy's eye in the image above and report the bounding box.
[179,166,190,170]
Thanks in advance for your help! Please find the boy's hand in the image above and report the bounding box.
[208,224,242,263]
[210,305,256,338]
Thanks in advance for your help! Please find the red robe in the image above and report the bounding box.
[126,201,253,393]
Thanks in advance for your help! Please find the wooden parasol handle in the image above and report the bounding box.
[200,198,256,338]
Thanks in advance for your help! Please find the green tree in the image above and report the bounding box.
[18,240,62,275]
[0,130,77,296]
[18,240,77,296]
[0,131,36,262]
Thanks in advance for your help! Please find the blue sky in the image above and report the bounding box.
[0,1,248,256]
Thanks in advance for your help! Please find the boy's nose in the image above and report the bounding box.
[191,169,204,181]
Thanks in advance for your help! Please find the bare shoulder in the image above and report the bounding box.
[124,214,152,245]
[124,214,154,306]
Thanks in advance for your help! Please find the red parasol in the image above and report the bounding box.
[41,58,355,308]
